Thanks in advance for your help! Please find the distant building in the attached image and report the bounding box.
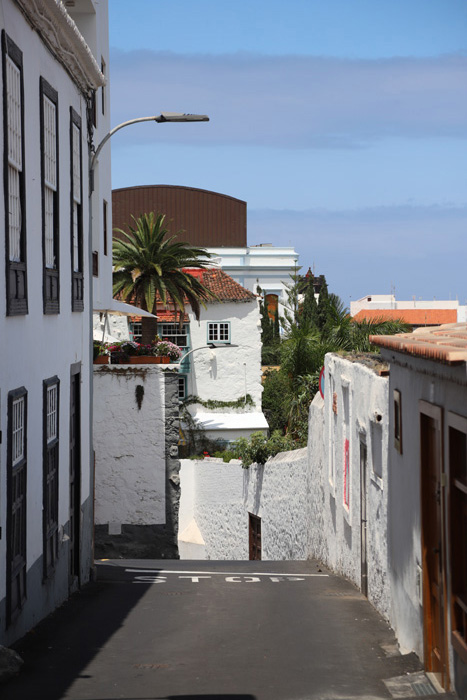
[124,266,268,447]
[350,294,466,329]
[112,184,300,326]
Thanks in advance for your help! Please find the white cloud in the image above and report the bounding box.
[110,49,467,149]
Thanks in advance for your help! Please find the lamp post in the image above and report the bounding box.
[89,112,209,191]
[88,112,209,552]
[179,343,238,364]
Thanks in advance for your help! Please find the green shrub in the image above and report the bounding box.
[231,430,293,469]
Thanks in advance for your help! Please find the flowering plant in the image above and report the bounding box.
[154,339,182,361]
[119,341,144,356]
[93,340,107,359]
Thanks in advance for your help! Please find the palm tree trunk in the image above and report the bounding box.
[141,317,158,345]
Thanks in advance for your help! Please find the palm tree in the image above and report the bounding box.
[113,212,214,343]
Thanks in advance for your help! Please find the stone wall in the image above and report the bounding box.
[307,354,390,621]
[179,448,308,560]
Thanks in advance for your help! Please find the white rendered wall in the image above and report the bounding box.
[93,312,130,341]
[307,354,390,621]
[207,245,299,319]
[187,300,263,407]
[93,366,167,527]
[179,448,308,560]
[0,0,99,645]
[383,352,467,663]
[70,0,113,311]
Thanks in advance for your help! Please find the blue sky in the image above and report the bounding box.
[109,0,467,306]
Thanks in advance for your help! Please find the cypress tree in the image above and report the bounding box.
[302,278,319,329]
[317,279,330,332]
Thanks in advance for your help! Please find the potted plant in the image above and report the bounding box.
[127,342,159,364]
[107,341,130,364]
[154,339,182,363]
[93,340,109,364]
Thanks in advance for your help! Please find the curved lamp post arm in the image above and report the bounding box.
[179,343,238,364]
[89,112,209,189]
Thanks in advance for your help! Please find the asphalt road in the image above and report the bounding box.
[3,559,426,700]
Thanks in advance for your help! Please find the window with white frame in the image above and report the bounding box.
[208,322,230,343]
[160,323,189,348]
[41,79,59,313]
[70,108,83,311]
[129,320,142,342]
[3,32,27,315]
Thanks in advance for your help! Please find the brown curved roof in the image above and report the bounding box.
[113,185,246,247]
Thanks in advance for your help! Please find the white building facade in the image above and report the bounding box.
[372,324,467,698]
[207,244,299,324]
[177,268,268,446]
[307,353,391,620]
[0,0,107,645]
[351,294,467,324]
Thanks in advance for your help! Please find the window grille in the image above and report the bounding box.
[12,396,25,465]
[8,165,21,261]
[6,55,22,170]
[178,376,187,401]
[43,96,56,189]
[6,56,22,263]
[3,33,27,315]
[44,187,54,268]
[43,378,59,577]
[47,384,58,443]
[70,108,83,310]
[72,123,81,273]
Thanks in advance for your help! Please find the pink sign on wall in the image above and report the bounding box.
[343,438,350,508]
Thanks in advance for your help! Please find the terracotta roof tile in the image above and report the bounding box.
[183,267,257,303]
[370,323,467,365]
[115,267,255,318]
[353,309,457,325]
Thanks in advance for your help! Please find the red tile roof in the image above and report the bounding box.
[353,308,457,325]
[156,309,189,323]
[183,267,257,303]
[116,267,255,318]
[370,323,467,365]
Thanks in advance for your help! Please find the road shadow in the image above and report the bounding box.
[1,569,155,700]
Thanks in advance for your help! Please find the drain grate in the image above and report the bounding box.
[384,671,441,698]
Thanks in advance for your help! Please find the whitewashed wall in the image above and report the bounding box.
[179,448,308,560]
[307,354,390,621]
[188,299,263,407]
[0,0,103,645]
[382,352,467,663]
[94,366,167,527]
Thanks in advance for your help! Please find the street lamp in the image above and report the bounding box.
[179,343,238,364]
[90,112,209,189]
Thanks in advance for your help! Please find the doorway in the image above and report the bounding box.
[249,513,261,560]
[360,439,368,597]
[420,401,449,689]
[69,366,81,590]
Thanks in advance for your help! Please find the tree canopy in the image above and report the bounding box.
[113,212,214,321]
